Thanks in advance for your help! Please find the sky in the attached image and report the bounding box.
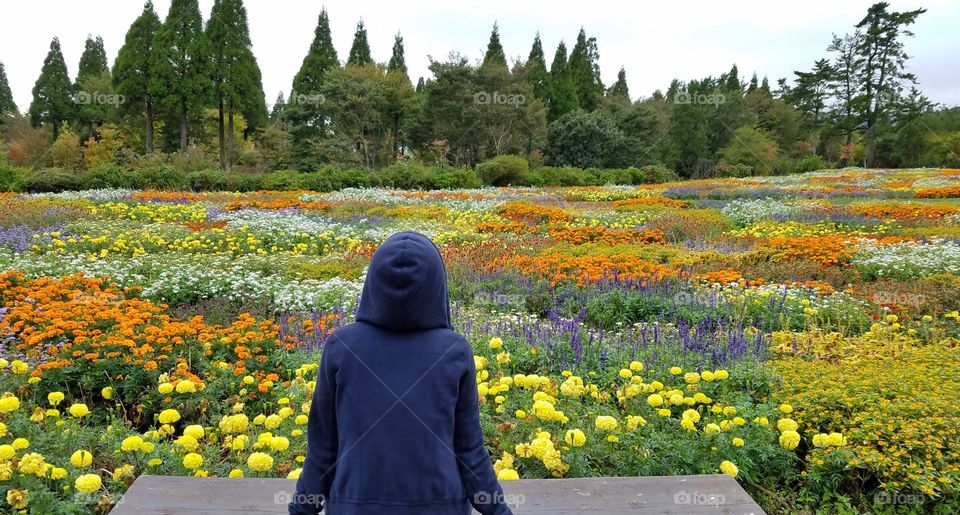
[1,0,958,112]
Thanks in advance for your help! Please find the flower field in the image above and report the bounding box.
[2,168,960,513]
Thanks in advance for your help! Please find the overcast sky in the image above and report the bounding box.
[2,0,957,112]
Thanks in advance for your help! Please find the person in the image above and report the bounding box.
[289,231,514,515]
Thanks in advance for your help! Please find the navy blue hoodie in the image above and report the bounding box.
[289,232,513,515]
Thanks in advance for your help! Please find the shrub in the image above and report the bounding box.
[435,168,482,189]
[527,166,588,187]
[82,163,137,189]
[715,163,754,178]
[170,146,219,172]
[137,164,188,190]
[225,172,265,192]
[261,170,304,191]
[23,168,83,192]
[476,155,529,186]
[46,127,83,170]
[187,169,228,191]
[629,164,678,184]
[0,162,27,191]
[719,127,779,176]
[375,162,438,190]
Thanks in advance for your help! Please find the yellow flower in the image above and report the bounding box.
[6,489,28,509]
[594,416,618,431]
[701,370,715,382]
[629,361,644,371]
[12,438,29,450]
[75,473,102,494]
[564,429,586,447]
[71,450,93,467]
[47,391,65,406]
[219,413,249,434]
[684,372,701,384]
[159,409,181,424]
[0,445,14,460]
[779,403,793,414]
[158,382,174,394]
[176,380,197,394]
[779,430,800,450]
[827,432,845,447]
[10,360,29,375]
[489,337,503,349]
[714,369,729,380]
[496,352,511,365]
[719,460,739,477]
[0,395,21,414]
[18,453,46,476]
[183,453,204,470]
[812,433,828,448]
[657,408,671,417]
[670,367,682,375]
[50,467,67,480]
[776,418,798,432]
[229,468,245,478]
[101,387,114,400]
[68,403,90,418]
[607,435,620,443]
[247,452,274,472]
[618,368,632,379]
[148,458,163,467]
[732,437,745,447]
[497,468,519,480]
[121,436,145,452]
[287,468,302,479]
[264,414,282,429]
[515,409,527,418]
[270,437,290,452]
[626,415,647,431]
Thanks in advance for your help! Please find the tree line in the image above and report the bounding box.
[0,0,957,181]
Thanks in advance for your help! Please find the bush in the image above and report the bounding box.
[435,168,482,189]
[0,162,27,191]
[375,163,438,190]
[82,163,138,189]
[527,166,590,187]
[137,165,188,190]
[719,126,780,176]
[476,155,529,186]
[715,163,754,178]
[170,146,219,172]
[187,169,228,191]
[629,164,678,184]
[774,155,827,175]
[23,168,83,192]
[261,170,305,191]
[591,167,632,186]
[226,172,265,192]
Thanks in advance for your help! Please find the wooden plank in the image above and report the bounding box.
[110,475,765,515]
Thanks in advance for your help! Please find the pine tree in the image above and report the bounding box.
[207,0,257,168]
[388,33,407,73]
[149,0,211,151]
[114,1,162,152]
[0,61,17,116]
[76,35,109,86]
[29,37,76,139]
[347,20,373,66]
[567,28,603,111]
[269,92,286,123]
[608,67,630,99]
[483,23,507,69]
[548,41,578,121]
[526,33,549,102]
[748,72,759,93]
[290,8,340,167]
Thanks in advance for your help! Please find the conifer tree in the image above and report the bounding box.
[526,33,550,102]
[483,23,507,69]
[114,1,162,152]
[608,67,630,99]
[388,33,407,73]
[347,20,373,66]
[0,61,17,116]
[567,28,603,110]
[29,37,75,139]
[548,41,578,121]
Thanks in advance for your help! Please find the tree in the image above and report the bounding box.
[719,126,780,175]
[290,8,340,169]
[114,1,162,152]
[29,37,75,139]
[787,59,834,130]
[482,23,507,69]
[608,67,629,99]
[149,0,211,151]
[567,28,603,111]
[388,33,407,73]
[548,42,578,121]
[75,35,113,140]
[526,33,550,103]
[76,36,109,86]
[0,61,17,117]
[854,2,926,167]
[545,110,625,168]
[826,31,864,163]
[269,92,287,124]
[347,21,373,67]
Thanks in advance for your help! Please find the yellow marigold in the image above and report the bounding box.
[6,489,27,509]
[497,468,519,480]
[701,371,715,382]
[264,414,282,429]
[12,438,28,450]
[75,473,102,494]
[629,361,644,371]
[681,409,701,423]
[11,360,28,375]
[779,430,801,450]
[489,337,503,350]
[684,372,701,384]
[183,453,204,469]
[176,380,197,394]
[219,413,249,434]
[812,433,828,448]
[657,408,671,417]
[564,429,586,447]
[594,416,618,431]
[776,418,798,432]
[753,416,769,426]
[779,403,793,414]
[287,468,302,479]
[183,425,205,440]
[670,367,682,375]
[515,409,527,418]
[714,369,729,380]
[626,415,647,431]
[47,391,65,406]
[159,409,181,424]
[0,395,21,414]
[50,467,67,480]
[121,436,144,452]
[229,468,245,478]
[496,352,511,365]
[732,437,745,447]
[719,460,738,477]
[827,432,846,447]
[247,452,274,472]
[101,387,114,400]
[0,444,14,460]
[18,453,47,476]
[158,382,174,394]
[71,450,93,467]
[270,437,290,452]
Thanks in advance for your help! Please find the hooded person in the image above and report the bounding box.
[289,231,513,515]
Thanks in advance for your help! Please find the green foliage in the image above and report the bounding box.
[137,164,188,189]
[23,168,82,192]
[374,162,438,189]
[567,28,603,111]
[187,168,228,191]
[82,163,138,189]
[347,20,373,66]
[0,162,27,191]
[387,33,406,73]
[0,61,17,115]
[435,168,482,189]
[546,110,625,168]
[28,38,76,138]
[547,42,579,121]
[482,23,507,68]
[476,155,529,186]
[720,126,780,175]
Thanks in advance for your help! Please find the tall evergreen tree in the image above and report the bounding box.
[388,33,407,73]
[0,62,16,116]
[608,67,630,99]
[290,8,340,169]
[149,0,211,151]
[526,33,550,102]
[29,37,75,139]
[567,28,603,111]
[114,0,162,152]
[854,2,926,167]
[76,35,109,86]
[347,20,373,66]
[827,32,864,161]
[548,41,578,121]
[483,23,507,69]
[270,91,286,124]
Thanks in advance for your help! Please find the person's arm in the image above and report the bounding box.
[454,339,513,515]
[289,338,339,515]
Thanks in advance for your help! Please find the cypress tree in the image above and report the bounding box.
[483,23,507,69]
[567,28,603,111]
[290,8,340,167]
[29,37,75,139]
[114,1,162,152]
[608,67,630,99]
[76,35,109,86]
[207,0,255,168]
[548,41,578,121]
[149,0,211,151]
[388,33,407,73]
[269,92,286,123]
[75,35,112,140]
[0,61,16,116]
[347,20,373,66]
[527,33,549,102]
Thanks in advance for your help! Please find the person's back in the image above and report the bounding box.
[290,232,513,515]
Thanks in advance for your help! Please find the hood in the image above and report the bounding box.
[355,231,452,331]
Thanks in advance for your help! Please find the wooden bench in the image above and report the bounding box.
[110,474,766,514]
